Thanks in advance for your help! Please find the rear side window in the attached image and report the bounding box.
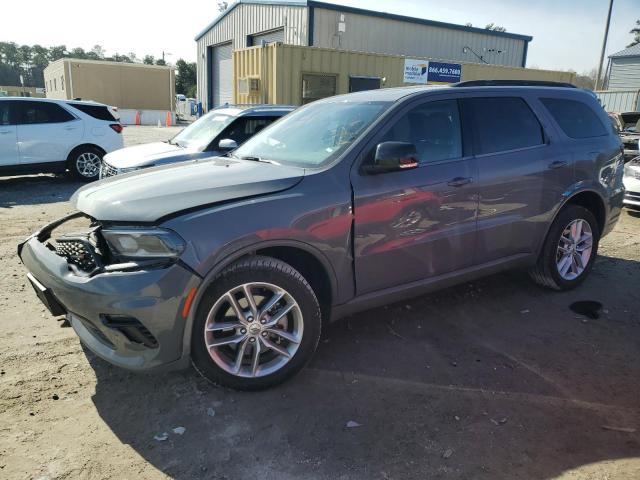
[464,97,544,155]
[541,98,608,139]
[0,102,12,125]
[16,101,75,124]
[221,116,276,144]
[68,102,117,121]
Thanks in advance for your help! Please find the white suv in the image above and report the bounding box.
[0,97,124,181]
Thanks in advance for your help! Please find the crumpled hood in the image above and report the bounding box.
[104,142,205,168]
[72,157,305,222]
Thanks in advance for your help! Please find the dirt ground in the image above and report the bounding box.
[1,126,639,480]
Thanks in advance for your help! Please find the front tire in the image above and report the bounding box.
[191,256,322,391]
[530,205,600,290]
[68,146,103,182]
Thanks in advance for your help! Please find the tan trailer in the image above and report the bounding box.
[44,58,175,111]
[233,43,576,106]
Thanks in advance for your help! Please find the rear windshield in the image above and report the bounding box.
[541,98,607,139]
[67,103,117,121]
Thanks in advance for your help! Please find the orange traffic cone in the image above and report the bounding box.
[166,111,172,127]
[134,110,141,125]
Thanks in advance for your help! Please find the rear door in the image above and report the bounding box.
[463,95,569,261]
[351,95,478,294]
[0,101,17,166]
[15,101,83,164]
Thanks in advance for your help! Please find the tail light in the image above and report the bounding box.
[109,123,123,134]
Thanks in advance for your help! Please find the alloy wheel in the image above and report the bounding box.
[76,152,101,178]
[556,219,593,281]
[204,282,304,378]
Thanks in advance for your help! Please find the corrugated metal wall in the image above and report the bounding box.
[234,44,575,106]
[595,89,640,112]
[312,7,526,68]
[196,3,308,109]
[608,57,640,90]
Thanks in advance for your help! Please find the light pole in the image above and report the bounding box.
[162,51,172,63]
[595,0,614,91]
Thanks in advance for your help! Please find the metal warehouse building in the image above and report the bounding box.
[606,44,640,90]
[195,0,533,110]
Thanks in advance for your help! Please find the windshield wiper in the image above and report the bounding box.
[238,156,279,165]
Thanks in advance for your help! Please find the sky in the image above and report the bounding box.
[1,0,638,73]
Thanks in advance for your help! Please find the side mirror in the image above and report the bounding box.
[362,141,419,174]
[218,138,238,151]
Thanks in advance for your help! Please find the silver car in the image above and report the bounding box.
[100,105,294,177]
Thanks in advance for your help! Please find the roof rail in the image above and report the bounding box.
[454,80,576,88]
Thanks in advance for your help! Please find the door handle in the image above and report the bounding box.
[548,160,568,169]
[0,130,11,134]
[447,177,473,187]
[63,126,78,131]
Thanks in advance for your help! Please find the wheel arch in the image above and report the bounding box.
[65,143,106,164]
[180,239,339,361]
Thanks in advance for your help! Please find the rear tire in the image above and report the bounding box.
[530,205,600,290]
[191,256,322,391]
[67,146,103,182]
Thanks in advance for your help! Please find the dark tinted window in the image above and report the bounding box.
[17,101,75,124]
[377,99,462,164]
[68,102,117,121]
[0,102,12,125]
[541,98,608,139]
[465,97,544,155]
[221,116,276,145]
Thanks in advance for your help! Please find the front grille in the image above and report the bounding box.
[623,140,639,150]
[625,190,640,202]
[55,236,101,272]
[100,162,118,178]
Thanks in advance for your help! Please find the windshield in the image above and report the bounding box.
[232,100,391,167]
[171,112,235,149]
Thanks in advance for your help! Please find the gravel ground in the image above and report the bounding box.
[1,126,639,480]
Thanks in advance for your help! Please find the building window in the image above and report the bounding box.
[61,76,64,90]
[54,78,57,91]
[301,74,337,105]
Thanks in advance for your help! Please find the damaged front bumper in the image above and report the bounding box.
[18,213,201,371]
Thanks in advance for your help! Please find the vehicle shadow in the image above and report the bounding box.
[0,174,83,209]
[87,254,640,479]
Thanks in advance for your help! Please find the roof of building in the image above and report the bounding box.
[45,58,174,71]
[195,0,533,43]
[609,43,640,59]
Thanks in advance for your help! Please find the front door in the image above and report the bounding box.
[351,97,478,295]
[0,101,17,166]
[15,100,82,164]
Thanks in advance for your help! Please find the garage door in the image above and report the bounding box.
[212,42,233,107]
[250,28,285,46]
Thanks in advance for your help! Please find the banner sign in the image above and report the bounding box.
[427,62,462,84]
[403,59,429,84]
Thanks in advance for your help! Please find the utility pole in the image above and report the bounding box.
[595,0,614,91]
[162,51,172,63]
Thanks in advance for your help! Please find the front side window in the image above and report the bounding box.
[541,98,609,139]
[465,97,544,155]
[375,99,463,165]
[232,100,391,167]
[17,101,75,124]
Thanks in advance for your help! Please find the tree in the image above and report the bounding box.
[91,45,106,59]
[69,47,87,59]
[155,58,167,66]
[49,45,67,61]
[628,19,640,48]
[218,2,228,12]
[143,55,155,65]
[485,23,507,32]
[175,58,197,95]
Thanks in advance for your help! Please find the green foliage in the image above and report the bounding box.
[155,58,167,66]
[175,59,197,96]
[143,55,155,65]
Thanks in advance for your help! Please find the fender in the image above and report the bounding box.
[177,238,340,363]
[533,184,607,258]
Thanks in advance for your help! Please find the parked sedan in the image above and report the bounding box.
[100,105,295,177]
[0,97,123,181]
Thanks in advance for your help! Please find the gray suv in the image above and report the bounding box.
[18,85,625,390]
